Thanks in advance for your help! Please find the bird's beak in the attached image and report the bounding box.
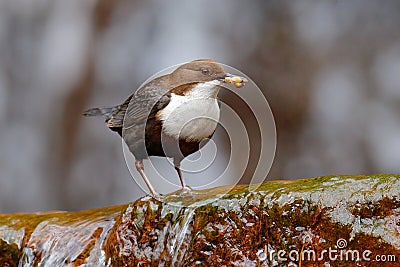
[221,73,248,88]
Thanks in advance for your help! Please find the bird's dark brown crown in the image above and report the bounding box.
[168,59,227,95]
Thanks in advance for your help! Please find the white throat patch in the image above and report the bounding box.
[158,80,221,142]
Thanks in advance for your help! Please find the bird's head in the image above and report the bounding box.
[169,59,248,97]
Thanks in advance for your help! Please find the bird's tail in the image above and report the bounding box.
[83,107,114,119]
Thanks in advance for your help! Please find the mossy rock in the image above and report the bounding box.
[1,175,400,266]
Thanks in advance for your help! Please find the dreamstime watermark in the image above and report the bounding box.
[257,238,396,264]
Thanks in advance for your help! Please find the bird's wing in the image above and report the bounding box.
[122,82,171,128]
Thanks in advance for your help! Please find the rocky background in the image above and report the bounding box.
[1,1,400,212]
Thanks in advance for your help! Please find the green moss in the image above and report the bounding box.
[0,204,126,231]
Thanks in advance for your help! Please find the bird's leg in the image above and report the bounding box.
[173,159,191,191]
[135,159,160,198]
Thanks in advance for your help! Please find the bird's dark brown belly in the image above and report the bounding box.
[144,117,212,160]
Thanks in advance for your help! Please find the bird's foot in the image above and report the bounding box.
[179,186,201,197]
[181,186,192,192]
[150,192,164,201]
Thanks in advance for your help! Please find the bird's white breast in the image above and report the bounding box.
[158,81,221,142]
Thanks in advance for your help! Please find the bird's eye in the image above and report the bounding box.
[201,68,210,75]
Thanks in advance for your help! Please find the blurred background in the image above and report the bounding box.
[1,0,400,212]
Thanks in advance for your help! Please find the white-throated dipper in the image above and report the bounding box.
[83,59,248,197]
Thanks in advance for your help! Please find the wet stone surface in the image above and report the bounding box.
[1,175,400,266]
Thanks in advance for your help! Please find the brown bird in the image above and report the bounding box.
[83,59,247,197]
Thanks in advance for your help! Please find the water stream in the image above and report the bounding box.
[170,207,195,266]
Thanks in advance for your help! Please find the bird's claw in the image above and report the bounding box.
[179,186,201,197]
[181,186,192,192]
[150,192,164,201]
